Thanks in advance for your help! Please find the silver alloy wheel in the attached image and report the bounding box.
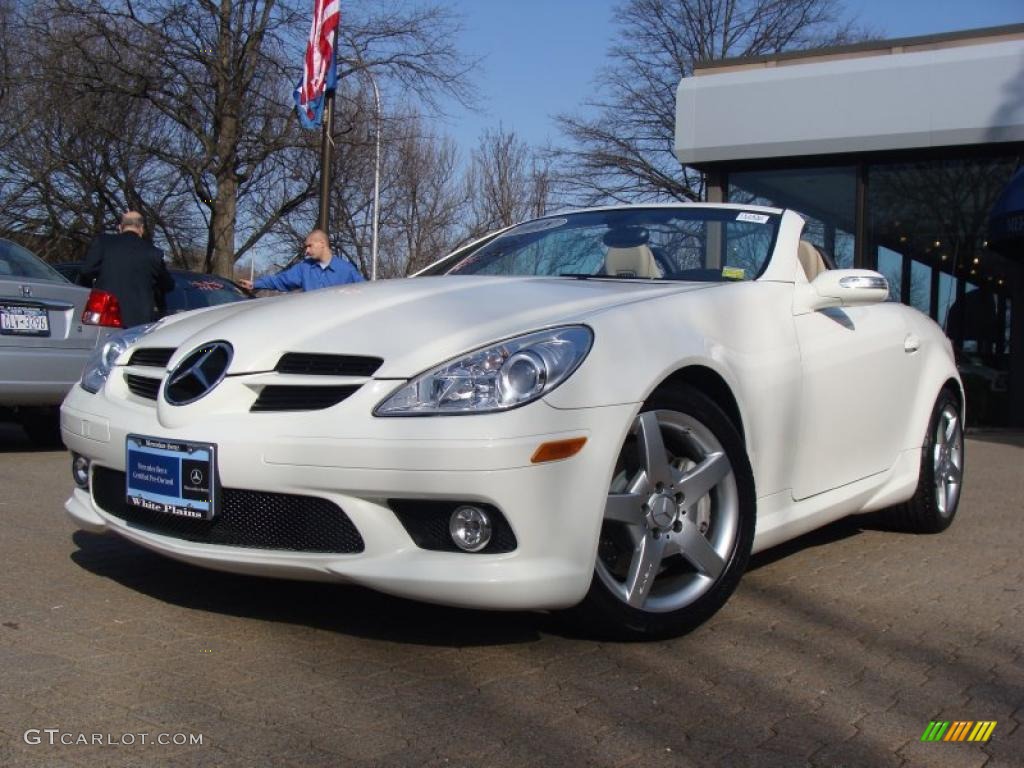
[933,403,964,516]
[598,409,740,613]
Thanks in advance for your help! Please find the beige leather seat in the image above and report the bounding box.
[798,240,827,282]
[604,245,661,278]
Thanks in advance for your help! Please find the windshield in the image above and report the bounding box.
[446,207,781,282]
[0,239,70,282]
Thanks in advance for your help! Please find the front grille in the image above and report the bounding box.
[251,385,360,412]
[128,347,175,368]
[389,499,517,554]
[92,466,364,553]
[276,352,383,377]
[124,373,161,400]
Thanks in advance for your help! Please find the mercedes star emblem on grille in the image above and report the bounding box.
[164,341,233,405]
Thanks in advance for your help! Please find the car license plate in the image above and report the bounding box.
[0,304,50,336]
[125,435,218,520]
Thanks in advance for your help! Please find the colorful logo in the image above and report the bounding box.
[920,721,996,742]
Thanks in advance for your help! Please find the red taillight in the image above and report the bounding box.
[82,289,123,327]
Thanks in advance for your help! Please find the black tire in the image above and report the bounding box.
[19,407,64,449]
[888,388,964,534]
[571,384,756,639]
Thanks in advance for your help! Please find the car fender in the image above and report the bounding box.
[545,280,801,499]
[900,311,963,450]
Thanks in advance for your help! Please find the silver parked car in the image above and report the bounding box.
[0,238,114,444]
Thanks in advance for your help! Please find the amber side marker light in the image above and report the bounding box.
[531,437,587,464]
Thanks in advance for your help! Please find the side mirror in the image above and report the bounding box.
[798,269,889,312]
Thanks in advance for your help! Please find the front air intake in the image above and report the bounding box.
[275,353,383,377]
[128,348,175,368]
[124,373,160,400]
[250,385,360,412]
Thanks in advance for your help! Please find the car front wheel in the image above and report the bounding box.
[574,385,755,638]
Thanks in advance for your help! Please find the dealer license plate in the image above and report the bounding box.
[125,435,218,520]
[0,304,49,336]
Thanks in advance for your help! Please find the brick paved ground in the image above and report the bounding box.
[0,422,1021,767]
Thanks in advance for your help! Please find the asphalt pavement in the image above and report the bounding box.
[0,420,1021,767]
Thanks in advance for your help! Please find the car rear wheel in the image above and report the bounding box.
[888,388,964,533]
[573,385,755,638]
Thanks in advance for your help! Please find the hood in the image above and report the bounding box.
[142,276,714,377]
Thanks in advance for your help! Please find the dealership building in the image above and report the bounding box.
[675,24,1024,426]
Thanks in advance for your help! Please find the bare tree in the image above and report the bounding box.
[31,0,321,276]
[465,126,556,237]
[378,111,466,277]
[326,82,393,278]
[556,0,870,204]
[0,0,12,112]
[272,97,470,281]
[0,10,198,261]
[12,0,474,277]
[337,3,476,111]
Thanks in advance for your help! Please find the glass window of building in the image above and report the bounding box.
[937,272,957,331]
[728,167,856,268]
[868,156,1018,320]
[910,259,931,316]
[876,247,903,302]
[1007,298,1013,357]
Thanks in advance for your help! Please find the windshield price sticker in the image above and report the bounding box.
[736,212,770,224]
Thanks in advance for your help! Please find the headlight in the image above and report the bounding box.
[375,326,593,415]
[79,324,156,394]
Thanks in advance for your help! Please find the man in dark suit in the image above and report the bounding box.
[80,210,175,328]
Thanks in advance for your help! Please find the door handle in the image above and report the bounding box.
[904,334,920,353]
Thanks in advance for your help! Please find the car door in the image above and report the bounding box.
[791,301,916,500]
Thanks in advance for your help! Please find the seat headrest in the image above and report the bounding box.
[798,240,827,282]
[604,245,661,279]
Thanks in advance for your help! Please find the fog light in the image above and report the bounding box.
[449,505,492,552]
[71,453,91,489]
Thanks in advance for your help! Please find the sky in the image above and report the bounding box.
[435,0,1024,154]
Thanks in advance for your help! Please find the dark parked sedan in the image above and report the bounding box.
[53,263,253,316]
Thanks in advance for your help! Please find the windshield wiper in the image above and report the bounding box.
[558,272,650,280]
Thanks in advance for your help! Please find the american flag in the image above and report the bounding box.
[293,0,340,129]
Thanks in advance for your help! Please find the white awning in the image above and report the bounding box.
[675,38,1024,165]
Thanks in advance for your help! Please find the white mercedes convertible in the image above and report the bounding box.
[61,204,964,637]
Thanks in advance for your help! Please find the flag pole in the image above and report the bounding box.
[316,85,335,233]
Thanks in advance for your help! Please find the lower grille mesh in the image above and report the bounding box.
[92,466,364,553]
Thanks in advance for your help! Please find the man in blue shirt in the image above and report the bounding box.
[240,229,363,292]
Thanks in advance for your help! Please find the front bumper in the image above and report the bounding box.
[61,388,638,611]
